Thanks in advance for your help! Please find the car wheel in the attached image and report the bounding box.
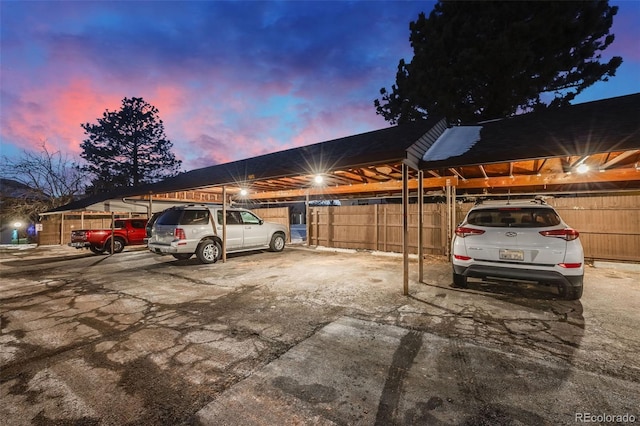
[196,240,221,264]
[172,253,193,261]
[89,245,105,255]
[105,238,125,254]
[452,272,468,288]
[269,233,285,252]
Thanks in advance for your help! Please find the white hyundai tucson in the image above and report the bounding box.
[451,199,584,300]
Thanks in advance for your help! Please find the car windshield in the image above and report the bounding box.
[467,207,561,228]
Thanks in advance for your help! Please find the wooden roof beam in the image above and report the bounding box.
[449,168,467,181]
[245,167,640,201]
[535,159,548,174]
[456,167,640,190]
[367,166,398,180]
[247,175,459,200]
[334,171,369,184]
[598,149,640,170]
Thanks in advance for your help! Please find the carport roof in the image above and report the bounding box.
[48,93,640,213]
[420,93,640,169]
[48,117,443,212]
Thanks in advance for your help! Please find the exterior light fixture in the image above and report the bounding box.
[314,175,324,184]
[239,189,248,196]
[13,222,22,245]
[576,164,589,174]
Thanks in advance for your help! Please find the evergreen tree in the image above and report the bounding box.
[375,1,623,124]
[80,97,182,192]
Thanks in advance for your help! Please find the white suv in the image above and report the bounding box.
[451,199,584,300]
[148,204,288,264]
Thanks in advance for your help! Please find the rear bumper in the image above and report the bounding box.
[148,243,177,255]
[453,264,583,288]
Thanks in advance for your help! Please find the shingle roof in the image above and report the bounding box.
[420,93,640,169]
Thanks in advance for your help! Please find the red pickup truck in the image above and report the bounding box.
[69,218,147,254]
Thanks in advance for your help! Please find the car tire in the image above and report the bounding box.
[269,233,285,252]
[196,240,221,264]
[452,272,468,288]
[89,245,105,255]
[172,253,193,261]
[105,238,125,254]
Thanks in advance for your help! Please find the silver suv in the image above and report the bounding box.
[148,204,288,264]
[451,198,584,300]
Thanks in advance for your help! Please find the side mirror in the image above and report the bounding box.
[259,219,264,225]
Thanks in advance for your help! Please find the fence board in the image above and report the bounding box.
[252,207,291,242]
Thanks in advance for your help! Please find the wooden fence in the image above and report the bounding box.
[252,207,291,242]
[39,195,639,262]
[39,212,146,245]
[548,195,640,262]
[309,204,445,255]
[308,194,640,262]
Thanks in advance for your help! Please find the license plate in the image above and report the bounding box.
[499,249,524,261]
[70,242,85,248]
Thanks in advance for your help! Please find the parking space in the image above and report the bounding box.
[1,246,639,424]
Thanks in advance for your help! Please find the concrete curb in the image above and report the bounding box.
[593,261,640,273]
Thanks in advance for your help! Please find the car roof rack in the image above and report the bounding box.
[474,196,548,206]
[181,203,225,207]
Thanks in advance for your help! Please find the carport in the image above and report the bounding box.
[47,93,640,294]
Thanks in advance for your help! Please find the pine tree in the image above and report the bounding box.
[80,97,182,192]
[375,1,623,124]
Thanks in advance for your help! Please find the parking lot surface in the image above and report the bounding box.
[1,245,639,425]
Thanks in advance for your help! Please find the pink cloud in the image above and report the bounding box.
[1,78,124,156]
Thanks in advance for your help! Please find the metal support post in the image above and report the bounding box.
[402,163,409,296]
[418,170,424,283]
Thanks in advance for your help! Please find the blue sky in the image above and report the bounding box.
[1,0,639,171]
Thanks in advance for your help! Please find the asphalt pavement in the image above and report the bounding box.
[1,245,639,425]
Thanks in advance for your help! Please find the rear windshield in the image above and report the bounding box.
[467,207,561,228]
[156,209,183,226]
[156,209,210,226]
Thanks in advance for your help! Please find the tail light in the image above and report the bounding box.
[559,262,582,268]
[539,228,579,241]
[455,226,485,238]
[174,228,186,240]
[454,254,472,261]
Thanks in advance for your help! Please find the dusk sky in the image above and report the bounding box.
[2,1,639,172]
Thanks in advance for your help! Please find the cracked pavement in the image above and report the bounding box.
[1,245,639,425]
